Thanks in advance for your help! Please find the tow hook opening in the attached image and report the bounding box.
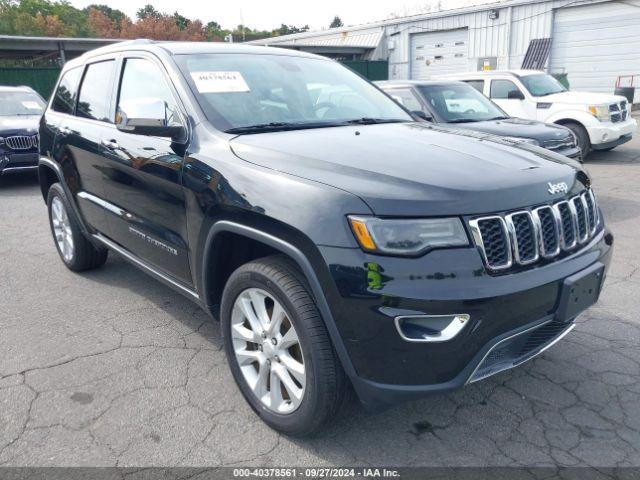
[395,314,470,343]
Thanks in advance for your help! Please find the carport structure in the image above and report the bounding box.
[0,35,120,64]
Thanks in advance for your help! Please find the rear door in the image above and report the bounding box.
[51,57,118,235]
[100,53,192,285]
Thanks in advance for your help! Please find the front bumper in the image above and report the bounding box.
[318,228,613,409]
[553,145,582,159]
[586,117,637,147]
[0,151,39,175]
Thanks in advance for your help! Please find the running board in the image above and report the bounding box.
[92,233,199,300]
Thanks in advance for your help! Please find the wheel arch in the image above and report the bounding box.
[201,220,357,378]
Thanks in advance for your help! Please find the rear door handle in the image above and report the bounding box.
[101,139,119,150]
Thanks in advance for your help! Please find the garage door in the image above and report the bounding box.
[549,1,640,98]
[410,28,469,79]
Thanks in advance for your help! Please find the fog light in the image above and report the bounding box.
[395,314,470,343]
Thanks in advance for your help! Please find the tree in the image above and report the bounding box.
[85,4,126,29]
[329,16,343,28]
[273,23,309,36]
[172,11,190,30]
[87,7,120,38]
[136,4,160,20]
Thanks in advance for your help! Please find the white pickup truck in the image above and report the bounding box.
[440,70,637,157]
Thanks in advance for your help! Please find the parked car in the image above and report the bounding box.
[39,41,612,436]
[439,70,637,156]
[377,80,582,160]
[0,86,45,176]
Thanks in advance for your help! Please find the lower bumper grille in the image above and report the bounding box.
[468,319,574,383]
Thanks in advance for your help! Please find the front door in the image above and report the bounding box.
[100,55,192,285]
[489,79,536,120]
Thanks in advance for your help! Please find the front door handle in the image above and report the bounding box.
[58,126,73,136]
[101,139,119,150]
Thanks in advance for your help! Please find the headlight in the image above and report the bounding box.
[502,136,540,146]
[348,216,469,256]
[0,137,4,144]
[588,105,610,122]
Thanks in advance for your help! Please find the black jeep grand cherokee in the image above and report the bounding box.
[38,41,613,436]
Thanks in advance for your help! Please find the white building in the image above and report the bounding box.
[250,0,640,98]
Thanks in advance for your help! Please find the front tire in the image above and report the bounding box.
[47,183,108,271]
[220,255,347,436]
[564,122,591,158]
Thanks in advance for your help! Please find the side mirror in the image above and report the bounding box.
[116,98,185,140]
[412,110,433,122]
[507,90,525,100]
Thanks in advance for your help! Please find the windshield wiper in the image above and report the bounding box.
[344,117,407,125]
[446,118,483,124]
[225,122,340,134]
[484,116,509,121]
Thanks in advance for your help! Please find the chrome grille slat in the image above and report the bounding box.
[471,189,600,271]
[5,135,38,151]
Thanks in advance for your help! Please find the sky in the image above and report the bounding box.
[67,0,495,31]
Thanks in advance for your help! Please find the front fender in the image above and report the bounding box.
[546,109,599,129]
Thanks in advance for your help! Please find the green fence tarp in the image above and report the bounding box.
[341,61,389,81]
[0,68,61,100]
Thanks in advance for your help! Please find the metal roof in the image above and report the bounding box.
[249,28,383,49]
[0,35,122,60]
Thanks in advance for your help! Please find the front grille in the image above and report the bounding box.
[610,101,629,123]
[469,319,574,383]
[471,217,511,270]
[470,189,600,272]
[5,135,38,151]
[542,137,575,151]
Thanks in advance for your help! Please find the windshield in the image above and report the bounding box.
[0,91,45,116]
[418,83,507,123]
[176,53,412,132]
[520,74,566,97]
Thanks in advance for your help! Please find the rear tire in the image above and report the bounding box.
[564,122,591,158]
[47,183,108,271]
[220,255,347,437]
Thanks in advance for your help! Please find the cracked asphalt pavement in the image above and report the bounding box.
[1,123,640,468]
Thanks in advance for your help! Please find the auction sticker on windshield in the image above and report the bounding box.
[190,71,250,93]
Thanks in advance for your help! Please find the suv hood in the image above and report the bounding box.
[441,117,573,142]
[0,115,40,134]
[230,123,586,216]
[536,90,625,105]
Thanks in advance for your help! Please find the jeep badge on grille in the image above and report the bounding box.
[548,181,569,195]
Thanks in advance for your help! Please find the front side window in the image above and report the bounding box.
[52,67,82,115]
[176,54,411,132]
[77,60,115,122]
[0,91,45,116]
[520,74,567,97]
[490,79,522,99]
[387,89,423,112]
[116,58,180,126]
[418,83,507,123]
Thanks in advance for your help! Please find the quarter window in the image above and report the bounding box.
[464,80,485,93]
[490,79,522,99]
[116,58,180,126]
[77,60,115,122]
[388,89,423,112]
[51,67,82,114]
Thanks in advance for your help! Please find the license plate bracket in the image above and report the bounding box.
[556,263,605,323]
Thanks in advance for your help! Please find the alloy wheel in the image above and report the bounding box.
[51,196,74,263]
[231,288,306,414]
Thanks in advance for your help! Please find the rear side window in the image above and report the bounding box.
[490,79,522,99]
[51,67,82,114]
[77,60,115,122]
[464,80,484,93]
